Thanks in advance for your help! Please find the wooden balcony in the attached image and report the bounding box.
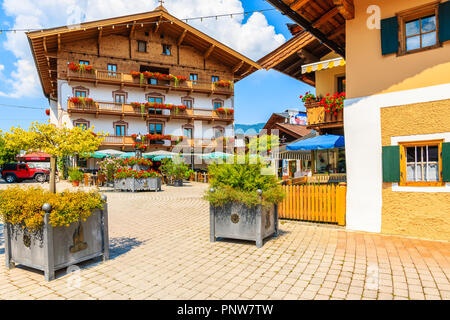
[66,68,234,97]
[305,101,343,130]
[101,135,231,151]
[68,101,234,124]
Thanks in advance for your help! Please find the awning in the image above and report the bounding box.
[302,57,345,74]
[272,151,311,160]
[286,135,345,151]
[17,152,50,161]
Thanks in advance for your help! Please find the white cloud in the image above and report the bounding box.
[1,0,285,98]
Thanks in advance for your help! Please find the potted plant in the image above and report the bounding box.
[68,167,84,186]
[0,186,109,281]
[205,156,285,248]
[160,157,191,186]
[113,158,162,192]
[97,157,123,187]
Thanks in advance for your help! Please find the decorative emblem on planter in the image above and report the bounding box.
[231,213,240,224]
[70,223,88,253]
[23,234,31,248]
[265,213,271,229]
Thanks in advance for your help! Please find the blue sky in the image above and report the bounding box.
[0,0,313,130]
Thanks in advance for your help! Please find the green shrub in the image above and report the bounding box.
[160,157,191,181]
[205,156,284,208]
[0,186,104,230]
[68,167,84,182]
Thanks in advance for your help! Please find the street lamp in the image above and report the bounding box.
[135,133,143,158]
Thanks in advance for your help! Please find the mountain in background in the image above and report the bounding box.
[234,123,266,134]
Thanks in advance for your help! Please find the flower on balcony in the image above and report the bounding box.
[145,134,173,143]
[318,92,346,115]
[216,107,234,115]
[300,91,317,103]
[132,142,147,151]
[69,97,95,107]
[45,109,50,116]
[213,80,233,89]
[130,71,186,86]
[68,62,95,73]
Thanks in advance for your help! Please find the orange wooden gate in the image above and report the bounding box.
[279,184,346,225]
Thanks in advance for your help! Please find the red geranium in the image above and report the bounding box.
[45,109,50,116]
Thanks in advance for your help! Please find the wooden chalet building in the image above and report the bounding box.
[27,5,259,166]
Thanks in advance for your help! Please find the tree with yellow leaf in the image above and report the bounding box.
[2,122,104,193]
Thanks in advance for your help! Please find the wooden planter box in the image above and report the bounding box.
[114,177,162,192]
[4,198,109,281]
[210,202,278,248]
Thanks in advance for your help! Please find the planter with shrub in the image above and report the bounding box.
[205,157,284,248]
[160,158,193,186]
[113,158,162,192]
[1,187,109,281]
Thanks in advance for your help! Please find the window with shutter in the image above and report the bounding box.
[398,140,444,186]
[382,146,400,182]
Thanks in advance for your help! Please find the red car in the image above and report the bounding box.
[1,163,50,183]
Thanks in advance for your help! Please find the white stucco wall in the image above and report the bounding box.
[344,83,450,233]
[54,80,234,139]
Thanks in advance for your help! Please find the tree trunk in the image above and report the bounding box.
[50,156,57,193]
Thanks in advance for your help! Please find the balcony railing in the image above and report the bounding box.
[101,135,232,150]
[66,67,234,95]
[68,101,234,122]
[305,101,343,128]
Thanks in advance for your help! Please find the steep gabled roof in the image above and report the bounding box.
[27,7,260,98]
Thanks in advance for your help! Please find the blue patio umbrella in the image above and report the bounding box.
[286,134,345,151]
[152,155,173,161]
[82,151,108,158]
[119,152,137,158]
[200,152,233,159]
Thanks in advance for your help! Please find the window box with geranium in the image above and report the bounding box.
[69,97,96,109]
[213,80,234,89]
[215,107,234,116]
[1,187,108,281]
[68,62,95,74]
[145,134,173,146]
[130,71,187,87]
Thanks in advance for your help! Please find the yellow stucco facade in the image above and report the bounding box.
[315,52,346,97]
[346,0,450,99]
[380,100,450,241]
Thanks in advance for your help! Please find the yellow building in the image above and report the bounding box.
[260,0,450,240]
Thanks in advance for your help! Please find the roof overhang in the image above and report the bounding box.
[27,8,261,99]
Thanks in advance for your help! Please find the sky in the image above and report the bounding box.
[0,0,314,130]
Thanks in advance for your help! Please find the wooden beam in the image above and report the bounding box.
[57,34,61,52]
[129,21,136,39]
[154,16,163,34]
[290,0,309,12]
[297,49,319,64]
[98,27,102,56]
[177,29,187,46]
[266,0,345,57]
[284,59,304,74]
[43,37,47,55]
[328,24,345,39]
[333,0,354,20]
[232,61,244,73]
[312,7,339,28]
[204,44,215,59]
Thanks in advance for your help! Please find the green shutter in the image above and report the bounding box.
[442,142,450,182]
[382,146,400,182]
[381,17,399,55]
[439,1,450,43]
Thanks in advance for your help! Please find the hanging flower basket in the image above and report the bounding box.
[45,109,50,116]
[132,142,147,151]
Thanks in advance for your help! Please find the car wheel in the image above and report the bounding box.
[5,174,16,183]
[35,174,46,183]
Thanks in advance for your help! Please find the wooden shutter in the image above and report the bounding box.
[382,146,400,182]
[439,1,450,43]
[442,142,450,182]
[381,17,399,55]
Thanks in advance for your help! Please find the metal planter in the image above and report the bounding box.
[4,197,109,281]
[210,202,278,248]
[114,177,162,192]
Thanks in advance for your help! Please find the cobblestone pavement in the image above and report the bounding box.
[0,181,449,300]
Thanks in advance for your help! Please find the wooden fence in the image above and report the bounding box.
[279,184,346,225]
